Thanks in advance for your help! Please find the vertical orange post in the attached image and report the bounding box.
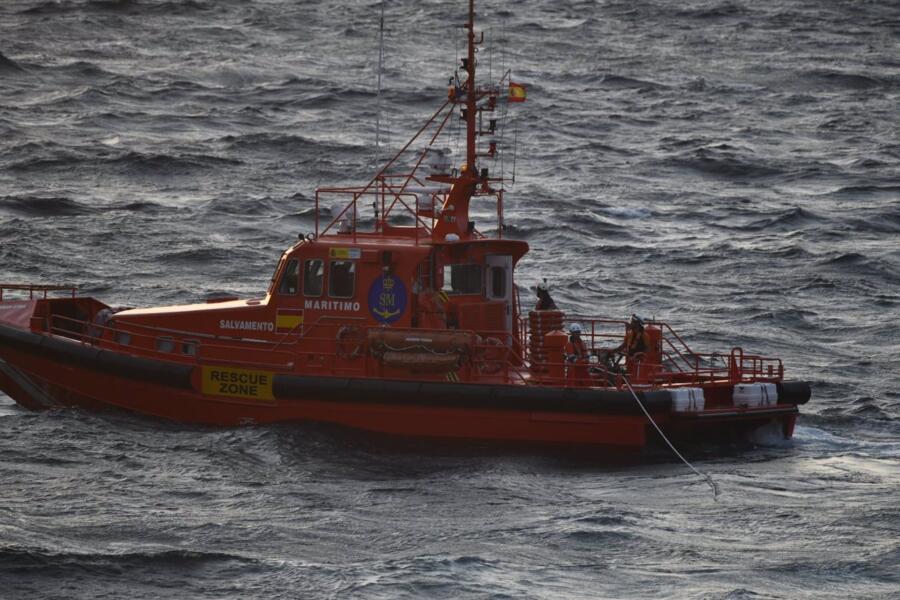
[643,325,663,380]
[543,330,567,385]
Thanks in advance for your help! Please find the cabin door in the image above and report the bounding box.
[486,254,513,336]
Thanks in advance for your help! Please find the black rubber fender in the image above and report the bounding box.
[0,323,193,390]
[273,374,672,416]
[94,349,193,389]
[777,380,812,405]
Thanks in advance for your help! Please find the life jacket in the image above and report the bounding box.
[624,328,650,356]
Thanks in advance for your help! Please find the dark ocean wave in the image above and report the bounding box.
[799,69,893,91]
[278,210,330,224]
[20,0,214,16]
[218,132,369,156]
[669,3,749,19]
[829,184,900,196]
[805,412,900,435]
[739,206,823,231]
[572,140,640,156]
[0,195,95,217]
[847,157,887,170]
[845,216,900,234]
[0,51,23,73]
[46,60,118,79]
[818,252,878,268]
[779,92,819,106]
[742,308,819,327]
[203,196,281,216]
[7,151,241,175]
[592,74,668,90]
[657,148,785,179]
[564,528,639,545]
[847,397,893,421]
[0,140,71,164]
[106,200,174,213]
[813,254,900,286]
[0,545,253,572]
[158,247,261,265]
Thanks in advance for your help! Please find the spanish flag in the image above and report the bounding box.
[276,309,304,333]
[508,81,527,103]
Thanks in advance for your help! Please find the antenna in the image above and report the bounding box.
[374,1,385,168]
[511,119,518,184]
[489,26,492,83]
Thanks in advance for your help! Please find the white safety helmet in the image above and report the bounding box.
[568,323,583,334]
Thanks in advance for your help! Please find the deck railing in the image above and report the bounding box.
[315,177,437,241]
[520,314,783,387]
[0,283,77,301]
[44,306,782,391]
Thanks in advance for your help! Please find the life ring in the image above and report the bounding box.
[336,325,365,359]
[478,336,508,374]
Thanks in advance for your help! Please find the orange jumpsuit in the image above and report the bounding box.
[564,335,589,384]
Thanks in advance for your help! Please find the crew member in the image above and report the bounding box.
[564,323,588,362]
[613,315,652,363]
[535,280,558,311]
[564,323,590,384]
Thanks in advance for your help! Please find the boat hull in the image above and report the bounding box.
[0,324,804,450]
[0,342,653,447]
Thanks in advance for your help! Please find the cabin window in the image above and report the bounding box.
[279,259,300,294]
[156,336,175,353]
[442,264,482,295]
[182,340,199,356]
[115,331,131,346]
[489,266,506,298]
[303,259,324,297]
[328,260,356,298]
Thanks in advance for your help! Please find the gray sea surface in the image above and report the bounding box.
[1,0,899,598]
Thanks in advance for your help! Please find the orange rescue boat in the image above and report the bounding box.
[0,1,810,450]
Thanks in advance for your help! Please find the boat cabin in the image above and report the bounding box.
[269,235,527,335]
[91,229,527,382]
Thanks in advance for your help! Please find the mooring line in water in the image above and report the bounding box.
[620,375,720,499]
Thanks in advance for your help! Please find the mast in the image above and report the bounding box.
[374,1,385,167]
[433,0,483,242]
[319,0,515,242]
[465,0,477,171]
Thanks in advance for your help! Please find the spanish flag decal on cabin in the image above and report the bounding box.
[276,309,304,333]
[508,81,527,103]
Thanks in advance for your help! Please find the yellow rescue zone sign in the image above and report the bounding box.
[201,366,275,401]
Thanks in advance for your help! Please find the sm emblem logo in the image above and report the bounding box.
[367,274,407,324]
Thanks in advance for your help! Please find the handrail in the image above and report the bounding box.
[316,186,435,239]
[519,314,784,387]
[0,283,77,301]
[315,99,452,238]
[48,314,297,371]
[43,305,785,390]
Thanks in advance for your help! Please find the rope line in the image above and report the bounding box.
[620,374,720,500]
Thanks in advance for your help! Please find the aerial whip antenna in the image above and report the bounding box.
[374,1,386,168]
